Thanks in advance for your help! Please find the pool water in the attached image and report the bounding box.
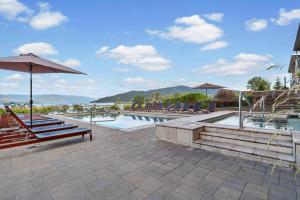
[70,113,170,129]
[214,115,300,131]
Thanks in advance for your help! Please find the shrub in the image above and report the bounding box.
[214,89,238,100]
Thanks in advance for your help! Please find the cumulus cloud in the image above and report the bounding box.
[193,53,272,76]
[271,8,300,26]
[200,41,228,51]
[146,15,224,44]
[29,9,67,30]
[61,59,81,67]
[0,0,29,20]
[203,13,224,22]
[14,42,58,55]
[4,73,25,81]
[0,1,67,30]
[245,19,268,31]
[96,46,109,56]
[96,45,171,72]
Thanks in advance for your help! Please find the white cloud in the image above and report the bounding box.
[61,59,81,67]
[96,46,109,56]
[29,10,67,30]
[0,1,67,30]
[203,13,224,22]
[271,8,300,26]
[0,0,29,20]
[146,15,224,44]
[200,41,228,51]
[14,42,58,55]
[97,45,171,72]
[4,73,24,81]
[121,77,145,85]
[245,18,268,31]
[193,53,272,76]
[112,67,130,73]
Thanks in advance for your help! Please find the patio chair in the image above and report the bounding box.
[203,101,216,114]
[143,103,152,112]
[136,103,142,111]
[157,102,163,112]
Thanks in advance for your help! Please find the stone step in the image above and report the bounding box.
[204,127,292,141]
[199,131,292,154]
[192,139,295,167]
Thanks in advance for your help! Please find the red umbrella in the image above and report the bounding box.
[0,53,86,127]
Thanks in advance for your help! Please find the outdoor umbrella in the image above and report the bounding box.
[0,53,86,127]
[193,83,225,108]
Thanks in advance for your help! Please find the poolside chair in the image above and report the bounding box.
[203,101,216,114]
[180,102,189,113]
[190,102,202,114]
[143,103,152,112]
[157,102,163,112]
[136,103,142,111]
[130,103,136,111]
[5,106,64,127]
[1,107,92,149]
[163,102,173,113]
[173,102,182,113]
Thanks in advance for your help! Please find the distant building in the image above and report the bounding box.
[289,24,300,88]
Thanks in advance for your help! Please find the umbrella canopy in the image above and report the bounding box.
[294,24,300,51]
[0,53,86,127]
[193,83,226,108]
[0,53,86,74]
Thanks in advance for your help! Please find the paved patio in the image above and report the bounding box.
[0,117,299,200]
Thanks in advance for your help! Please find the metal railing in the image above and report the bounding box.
[238,91,253,129]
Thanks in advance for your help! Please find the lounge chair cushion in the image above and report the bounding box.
[31,124,78,133]
[25,119,64,126]
[35,128,91,139]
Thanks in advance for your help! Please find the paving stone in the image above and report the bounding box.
[214,186,241,200]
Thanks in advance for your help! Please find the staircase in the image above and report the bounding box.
[192,125,295,167]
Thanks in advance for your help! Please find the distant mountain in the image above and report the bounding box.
[93,85,219,103]
[0,94,93,105]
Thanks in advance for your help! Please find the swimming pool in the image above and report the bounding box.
[214,115,300,131]
[69,113,170,129]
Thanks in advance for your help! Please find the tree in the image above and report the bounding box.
[133,95,145,105]
[246,76,271,91]
[72,104,84,113]
[214,89,238,100]
[154,92,160,101]
[273,77,283,90]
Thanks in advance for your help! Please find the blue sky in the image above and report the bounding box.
[0,0,299,98]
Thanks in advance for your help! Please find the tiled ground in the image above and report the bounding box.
[0,117,300,200]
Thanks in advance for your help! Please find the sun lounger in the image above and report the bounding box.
[202,101,216,114]
[180,102,189,113]
[136,103,142,111]
[143,103,152,112]
[1,106,92,149]
[157,103,163,112]
[173,102,181,113]
[190,102,202,113]
[163,102,173,112]
[5,106,64,127]
[130,103,136,111]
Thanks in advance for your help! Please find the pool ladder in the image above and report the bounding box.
[239,91,253,129]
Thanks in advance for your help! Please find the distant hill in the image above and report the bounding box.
[93,85,219,103]
[0,94,93,105]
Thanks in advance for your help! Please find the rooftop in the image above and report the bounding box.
[0,116,299,200]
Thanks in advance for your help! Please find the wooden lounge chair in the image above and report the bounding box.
[5,106,64,127]
[1,107,92,149]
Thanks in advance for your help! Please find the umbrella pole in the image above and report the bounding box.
[30,64,33,128]
[206,88,208,109]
